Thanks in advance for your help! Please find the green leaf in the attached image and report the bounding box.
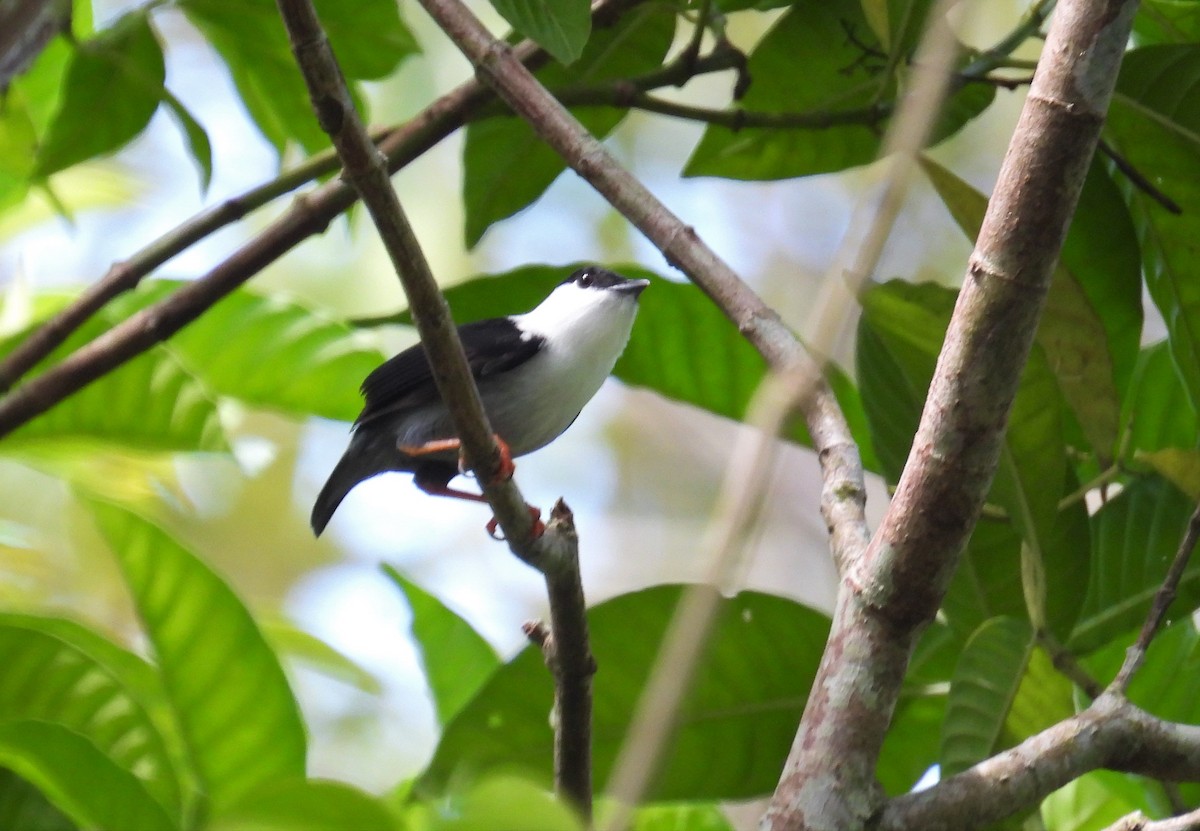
[179,0,416,155]
[0,720,177,831]
[1041,770,1157,831]
[940,617,1033,778]
[463,5,675,245]
[0,622,182,817]
[35,11,165,177]
[421,586,830,801]
[1096,620,1200,723]
[210,779,401,831]
[109,281,386,422]
[383,566,500,726]
[158,85,214,191]
[260,618,384,695]
[425,775,582,830]
[0,316,225,454]
[488,0,590,65]
[87,499,306,809]
[685,2,886,179]
[1069,476,1200,653]
[393,265,878,469]
[684,2,992,180]
[628,803,734,831]
[1122,341,1198,454]
[1140,447,1200,498]
[1108,46,1200,412]
[1134,0,1200,45]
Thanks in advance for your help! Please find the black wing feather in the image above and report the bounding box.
[356,317,543,426]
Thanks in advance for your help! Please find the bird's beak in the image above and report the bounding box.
[614,279,651,297]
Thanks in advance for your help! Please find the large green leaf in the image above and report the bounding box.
[1108,46,1200,412]
[421,586,830,801]
[389,264,878,469]
[1122,341,1198,454]
[383,566,500,726]
[0,622,182,817]
[463,4,675,245]
[0,316,224,454]
[87,499,306,809]
[110,281,386,422]
[488,0,590,64]
[1069,476,1200,653]
[34,11,164,176]
[0,720,177,831]
[179,0,416,155]
[940,617,1033,778]
[210,779,401,831]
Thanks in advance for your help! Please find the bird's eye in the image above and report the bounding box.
[578,271,593,288]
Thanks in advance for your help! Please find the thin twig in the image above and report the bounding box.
[1110,502,1200,693]
[1098,136,1183,215]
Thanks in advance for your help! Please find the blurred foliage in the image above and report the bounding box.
[0,0,1199,828]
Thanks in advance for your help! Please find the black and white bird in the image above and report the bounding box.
[311,266,649,537]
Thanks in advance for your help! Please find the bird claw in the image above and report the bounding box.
[486,505,544,541]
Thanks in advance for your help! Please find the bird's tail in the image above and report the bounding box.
[311,434,396,537]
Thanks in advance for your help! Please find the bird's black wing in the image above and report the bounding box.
[355,317,544,426]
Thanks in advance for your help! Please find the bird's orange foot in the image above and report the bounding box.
[486,505,544,541]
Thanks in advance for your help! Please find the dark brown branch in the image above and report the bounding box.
[538,501,596,817]
[762,0,1139,828]
[877,693,1200,831]
[1110,502,1200,692]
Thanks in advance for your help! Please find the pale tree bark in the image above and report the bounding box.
[761,0,1141,828]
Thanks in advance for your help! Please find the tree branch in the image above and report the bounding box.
[275,2,596,819]
[762,1,1140,828]
[877,694,1200,831]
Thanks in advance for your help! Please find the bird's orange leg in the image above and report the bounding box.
[402,436,543,539]
[398,435,516,485]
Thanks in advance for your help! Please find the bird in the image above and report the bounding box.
[311,266,650,537]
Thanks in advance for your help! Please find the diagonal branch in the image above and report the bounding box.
[411,0,867,569]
